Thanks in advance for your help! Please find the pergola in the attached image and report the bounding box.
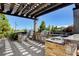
[0,3,79,40]
[0,3,71,19]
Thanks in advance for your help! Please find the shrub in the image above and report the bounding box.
[9,33,18,41]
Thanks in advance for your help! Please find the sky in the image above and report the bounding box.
[6,4,75,30]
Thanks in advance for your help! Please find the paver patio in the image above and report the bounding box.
[0,38,45,56]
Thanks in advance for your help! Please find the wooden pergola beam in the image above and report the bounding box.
[33,3,72,18]
[32,3,61,17]
[21,3,35,16]
[0,12,36,20]
[28,4,48,17]
[0,3,4,11]
[11,3,20,14]
[7,3,15,13]
[24,3,40,16]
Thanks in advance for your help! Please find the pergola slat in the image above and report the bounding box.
[11,3,20,14]
[0,4,1,10]
[22,3,37,16]
[24,3,40,17]
[7,3,15,13]
[0,3,71,19]
[20,3,32,16]
[25,3,41,16]
[28,3,48,17]
[18,4,28,15]
[3,3,10,13]
[14,4,25,15]
[0,4,4,11]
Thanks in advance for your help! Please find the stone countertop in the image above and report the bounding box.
[64,34,79,41]
[46,36,64,45]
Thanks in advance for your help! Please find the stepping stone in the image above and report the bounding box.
[30,47,35,49]
[33,48,38,51]
[26,54,32,56]
[22,52,29,55]
[20,49,26,52]
[22,41,31,47]
[36,50,41,53]
[18,47,24,50]
[41,45,45,48]
[5,53,14,56]
[5,48,12,51]
[17,46,23,48]
[4,40,13,56]
[38,44,42,46]
[4,50,12,54]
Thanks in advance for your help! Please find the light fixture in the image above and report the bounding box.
[25,4,27,6]
[34,6,37,8]
[28,16,31,17]
[33,17,35,18]
[48,3,51,5]
[37,4,39,6]
[18,13,21,15]
[31,9,32,10]
[27,3,29,4]
[32,8,34,9]
[16,3,20,7]
[24,14,26,16]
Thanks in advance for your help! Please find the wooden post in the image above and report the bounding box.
[33,19,38,40]
[73,4,79,33]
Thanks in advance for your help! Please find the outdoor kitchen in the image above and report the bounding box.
[45,34,79,56]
